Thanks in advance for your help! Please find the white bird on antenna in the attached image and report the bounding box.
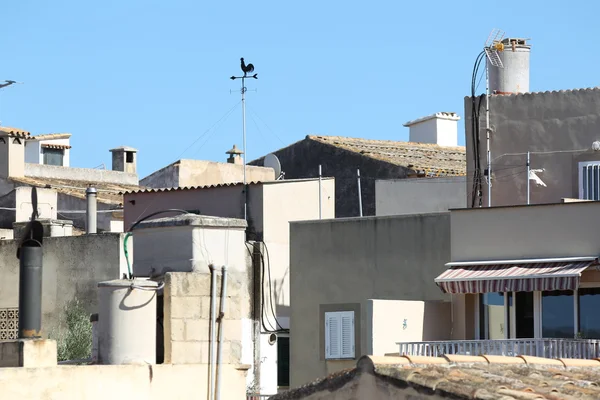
[529,168,546,187]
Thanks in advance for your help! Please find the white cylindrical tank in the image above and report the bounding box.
[488,38,531,94]
[97,279,158,365]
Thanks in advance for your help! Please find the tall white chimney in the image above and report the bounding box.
[403,112,460,147]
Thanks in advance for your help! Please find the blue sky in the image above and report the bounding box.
[1,1,597,178]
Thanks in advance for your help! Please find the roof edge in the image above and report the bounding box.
[403,112,460,127]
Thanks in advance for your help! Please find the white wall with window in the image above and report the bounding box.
[24,138,71,167]
[324,311,355,359]
[476,285,600,340]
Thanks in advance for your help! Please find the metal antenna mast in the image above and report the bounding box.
[230,58,258,221]
[0,80,21,125]
[483,29,505,207]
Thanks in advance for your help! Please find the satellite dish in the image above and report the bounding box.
[264,153,282,179]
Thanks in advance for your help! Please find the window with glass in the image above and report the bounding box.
[542,290,574,338]
[43,148,64,166]
[578,288,600,338]
[479,293,506,339]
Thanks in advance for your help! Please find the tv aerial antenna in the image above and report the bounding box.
[482,28,505,208]
[230,57,258,221]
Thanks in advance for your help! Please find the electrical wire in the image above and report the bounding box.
[123,208,190,279]
[262,241,288,332]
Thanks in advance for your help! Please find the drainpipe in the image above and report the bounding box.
[318,165,322,219]
[215,265,228,400]
[209,264,217,400]
[357,168,363,217]
[86,186,97,234]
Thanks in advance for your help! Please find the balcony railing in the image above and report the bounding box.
[397,338,600,359]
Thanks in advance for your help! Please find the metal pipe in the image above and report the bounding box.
[357,168,363,217]
[209,264,217,400]
[86,186,97,234]
[486,65,492,208]
[18,239,43,338]
[526,151,530,205]
[242,76,247,221]
[215,266,228,400]
[318,165,322,219]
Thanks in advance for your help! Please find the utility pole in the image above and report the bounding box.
[230,58,258,221]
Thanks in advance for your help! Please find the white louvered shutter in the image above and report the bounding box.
[325,312,340,359]
[340,312,355,358]
[325,311,355,359]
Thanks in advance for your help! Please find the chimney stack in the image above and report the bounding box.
[403,112,460,147]
[109,146,137,174]
[0,127,28,178]
[226,144,244,165]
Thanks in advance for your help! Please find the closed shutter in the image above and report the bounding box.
[581,163,600,200]
[325,312,340,359]
[277,337,290,387]
[340,312,355,358]
[325,311,355,359]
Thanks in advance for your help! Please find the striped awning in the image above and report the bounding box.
[435,258,598,294]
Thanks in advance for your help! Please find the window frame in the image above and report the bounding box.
[42,148,65,166]
[324,310,355,360]
[578,161,600,200]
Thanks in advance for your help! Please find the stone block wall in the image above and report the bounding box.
[163,271,251,365]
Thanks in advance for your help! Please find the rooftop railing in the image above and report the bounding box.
[397,338,600,359]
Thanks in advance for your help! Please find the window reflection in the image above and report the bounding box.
[480,293,505,339]
[579,288,600,338]
[542,290,574,338]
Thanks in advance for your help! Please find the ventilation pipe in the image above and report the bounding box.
[86,187,97,234]
[215,265,228,400]
[209,264,217,400]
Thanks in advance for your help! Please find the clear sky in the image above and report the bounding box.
[1,0,597,178]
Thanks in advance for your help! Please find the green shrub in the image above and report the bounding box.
[49,299,92,361]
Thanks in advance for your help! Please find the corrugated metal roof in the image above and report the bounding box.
[121,177,329,195]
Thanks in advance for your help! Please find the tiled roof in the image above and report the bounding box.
[307,135,466,177]
[403,112,460,127]
[41,144,72,150]
[272,354,600,400]
[466,86,600,99]
[11,176,141,205]
[28,133,71,140]
[0,126,30,138]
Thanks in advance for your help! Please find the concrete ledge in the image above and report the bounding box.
[135,214,247,230]
[0,339,57,368]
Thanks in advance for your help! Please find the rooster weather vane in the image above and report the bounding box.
[231,57,258,81]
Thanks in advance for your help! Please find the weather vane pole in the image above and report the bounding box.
[230,58,258,221]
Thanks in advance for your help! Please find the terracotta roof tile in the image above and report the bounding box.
[11,176,141,205]
[0,126,30,138]
[28,133,71,140]
[307,135,466,177]
[41,144,72,150]
[272,355,600,400]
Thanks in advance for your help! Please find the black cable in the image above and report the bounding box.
[263,242,289,332]
[128,209,191,232]
[470,51,486,208]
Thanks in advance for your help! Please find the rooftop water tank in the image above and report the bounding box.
[97,279,158,365]
[488,38,531,94]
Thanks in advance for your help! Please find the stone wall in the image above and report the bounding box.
[163,271,251,365]
[24,163,138,185]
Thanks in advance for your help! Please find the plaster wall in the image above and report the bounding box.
[261,179,335,326]
[24,163,138,185]
[289,213,451,386]
[451,202,600,262]
[0,234,126,335]
[376,177,466,216]
[0,363,248,400]
[464,89,600,207]
[141,159,275,189]
[365,299,451,357]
